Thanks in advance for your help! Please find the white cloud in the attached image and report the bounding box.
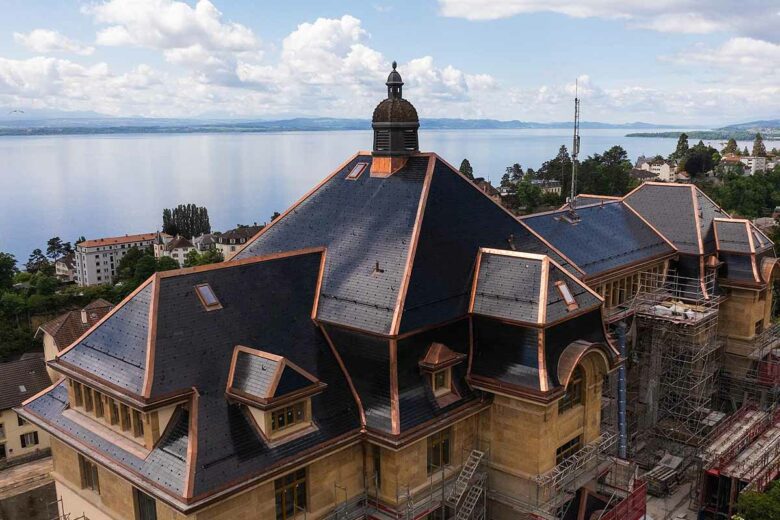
[438,0,780,42]
[88,0,258,51]
[13,29,95,56]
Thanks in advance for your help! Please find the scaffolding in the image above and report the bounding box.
[633,269,724,449]
[720,322,780,412]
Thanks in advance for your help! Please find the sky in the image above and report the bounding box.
[0,0,778,125]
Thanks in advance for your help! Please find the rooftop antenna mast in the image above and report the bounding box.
[570,79,581,208]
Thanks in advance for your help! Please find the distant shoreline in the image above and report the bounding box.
[0,117,688,137]
[627,130,780,140]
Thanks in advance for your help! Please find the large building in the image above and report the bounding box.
[75,233,158,286]
[19,65,644,520]
[17,65,780,520]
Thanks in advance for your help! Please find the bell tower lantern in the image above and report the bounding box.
[371,61,420,176]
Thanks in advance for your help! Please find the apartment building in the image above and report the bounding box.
[55,253,76,282]
[158,236,196,267]
[19,65,649,520]
[75,233,158,286]
[639,158,675,182]
[214,225,263,260]
[1,356,52,465]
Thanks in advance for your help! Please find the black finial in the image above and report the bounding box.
[392,60,397,71]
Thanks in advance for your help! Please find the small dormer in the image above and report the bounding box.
[226,346,326,442]
[419,342,465,401]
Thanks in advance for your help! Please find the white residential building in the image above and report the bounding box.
[215,225,263,260]
[640,159,675,182]
[74,232,157,286]
[740,156,767,175]
[159,236,196,267]
[54,253,76,282]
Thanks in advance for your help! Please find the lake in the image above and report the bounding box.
[1,128,777,262]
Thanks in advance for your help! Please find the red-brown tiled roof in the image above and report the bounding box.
[0,356,52,410]
[37,299,114,350]
[78,233,157,249]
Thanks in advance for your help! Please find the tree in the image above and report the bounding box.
[499,173,513,189]
[162,204,211,239]
[577,146,633,196]
[133,256,157,284]
[753,133,767,157]
[722,138,739,155]
[683,141,720,178]
[25,249,49,274]
[737,480,780,519]
[116,246,147,281]
[0,252,17,290]
[184,249,224,268]
[671,132,689,160]
[76,236,86,245]
[744,146,750,156]
[46,237,64,260]
[506,163,524,184]
[156,257,179,272]
[516,174,543,213]
[269,211,281,222]
[459,159,475,180]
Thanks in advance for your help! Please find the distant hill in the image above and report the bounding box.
[0,114,686,137]
[627,118,780,140]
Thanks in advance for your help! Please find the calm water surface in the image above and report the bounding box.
[1,129,777,261]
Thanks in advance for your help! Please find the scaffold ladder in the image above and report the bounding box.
[447,449,485,507]
[456,473,486,520]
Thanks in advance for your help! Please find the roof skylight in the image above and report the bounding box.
[346,163,367,180]
[556,281,579,311]
[195,283,222,311]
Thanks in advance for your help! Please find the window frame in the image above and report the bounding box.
[195,283,222,311]
[345,162,367,181]
[427,428,452,474]
[134,487,158,520]
[20,431,38,448]
[78,454,101,494]
[555,280,579,311]
[270,401,307,433]
[432,369,452,397]
[274,468,307,520]
[556,435,582,465]
[558,366,584,414]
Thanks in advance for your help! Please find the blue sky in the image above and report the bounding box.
[0,0,778,125]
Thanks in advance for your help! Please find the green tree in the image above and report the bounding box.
[516,174,543,213]
[156,256,179,272]
[116,246,148,281]
[499,173,513,189]
[270,211,281,222]
[743,146,750,156]
[184,249,224,268]
[25,249,49,274]
[577,146,633,196]
[133,256,157,284]
[46,237,64,260]
[506,163,524,184]
[683,141,720,177]
[737,480,780,519]
[459,159,475,180]
[671,132,689,160]
[722,138,739,155]
[0,252,17,290]
[162,204,211,239]
[753,133,767,157]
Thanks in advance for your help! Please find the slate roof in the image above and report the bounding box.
[623,183,729,255]
[715,219,754,253]
[471,249,601,325]
[236,153,573,335]
[165,236,194,251]
[523,201,675,279]
[28,249,361,505]
[37,299,114,350]
[228,348,322,405]
[0,356,52,410]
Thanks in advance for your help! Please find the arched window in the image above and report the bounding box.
[558,366,584,413]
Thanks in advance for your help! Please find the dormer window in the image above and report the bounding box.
[195,283,222,311]
[346,163,367,180]
[226,346,326,442]
[556,281,579,311]
[432,369,451,397]
[419,342,466,403]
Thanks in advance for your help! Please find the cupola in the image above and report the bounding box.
[371,61,420,176]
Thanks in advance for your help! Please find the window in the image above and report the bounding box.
[432,369,451,397]
[94,392,104,418]
[18,385,26,393]
[84,387,94,413]
[556,436,581,465]
[756,320,765,335]
[134,488,157,520]
[271,402,306,432]
[79,454,100,493]
[20,431,39,448]
[120,404,132,432]
[17,414,26,427]
[0,444,5,460]
[372,444,381,488]
[109,398,120,425]
[346,163,367,180]
[72,381,84,407]
[195,284,222,311]
[558,366,584,414]
[427,428,451,474]
[0,423,4,439]
[133,410,145,438]
[275,469,306,520]
[556,281,579,311]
